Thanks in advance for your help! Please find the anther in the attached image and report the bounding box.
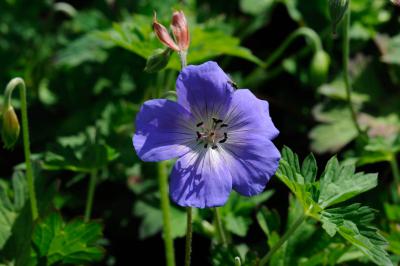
[196,122,203,127]
[196,131,201,140]
[219,133,228,143]
[211,145,218,149]
[204,143,208,149]
[220,124,228,128]
[212,118,223,124]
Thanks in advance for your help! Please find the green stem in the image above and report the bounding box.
[179,51,187,68]
[390,154,400,200]
[184,207,193,266]
[259,213,306,266]
[213,207,227,246]
[342,2,363,135]
[264,27,322,69]
[84,169,97,222]
[4,78,38,220]
[158,161,176,266]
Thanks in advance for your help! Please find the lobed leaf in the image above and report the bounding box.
[32,212,104,265]
[320,204,392,266]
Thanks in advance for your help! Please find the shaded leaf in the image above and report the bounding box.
[32,212,104,265]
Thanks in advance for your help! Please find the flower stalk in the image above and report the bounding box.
[259,212,307,266]
[214,207,227,246]
[184,207,193,266]
[342,1,363,135]
[390,154,400,201]
[264,27,323,69]
[84,169,98,222]
[3,78,38,220]
[158,161,176,266]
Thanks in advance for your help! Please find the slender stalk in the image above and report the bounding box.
[179,51,188,69]
[84,169,97,222]
[213,207,227,246]
[259,213,306,266]
[4,78,38,220]
[264,27,322,69]
[342,1,363,135]
[184,207,193,266]
[158,161,176,266]
[390,154,400,200]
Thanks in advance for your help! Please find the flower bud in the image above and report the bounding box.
[309,50,331,86]
[171,11,190,51]
[1,106,20,149]
[153,13,180,51]
[328,0,349,34]
[144,48,172,73]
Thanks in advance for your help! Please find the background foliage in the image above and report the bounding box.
[0,0,400,265]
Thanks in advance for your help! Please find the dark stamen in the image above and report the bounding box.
[196,131,201,140]
[219,133,228,143]
[212,118,223,124]
[220,124,228,128]
[196,122,203,127]
[204,143,208,149]
[211,145,218,149]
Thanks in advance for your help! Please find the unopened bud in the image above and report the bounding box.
[153,13,180,51]
[171,11,190,51]
[144,48,172,73]
[328,0,349,34]
[1,106,20,149]
[309,50,331,86]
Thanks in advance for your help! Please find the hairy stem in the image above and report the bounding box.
[259,213,306,266]
[213,207,227,246]
[158,161,176,266]
[264,27,322,69]
[390,154,400,201]
[185,207,193,266]
[342,1,363,135]
[4,78,38,220]
[179,51,188,69]
[84,169,97,222]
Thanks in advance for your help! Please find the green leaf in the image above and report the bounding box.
[96,14,264,69]
[32,212,104,265]
[0,172,26,249]
[310,107,359,154]
[320,204,392,266]
[224,213,251,237]
[55,33,113,68]
[318,157,377,208]
[301,153,317,183]
[239,0,275,16]
[133,199,187,239]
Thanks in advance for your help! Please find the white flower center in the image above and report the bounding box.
[195,117,228,149]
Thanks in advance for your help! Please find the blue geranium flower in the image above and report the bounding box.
[133,61,280,208]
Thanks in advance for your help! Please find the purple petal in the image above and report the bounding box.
[176,61,234,120]
[222,137,280,196]
[133,99,195,161]
[223,89,279,140]
[169,149,232,208]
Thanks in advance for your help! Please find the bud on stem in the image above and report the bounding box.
[152,10,190,68]
[153,13,180,51]
[171,11,190,51]
[1,106,20,149]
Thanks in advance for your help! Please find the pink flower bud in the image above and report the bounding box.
[392,0,400,6]
[171,11,190,51]
[153,13,180,51]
